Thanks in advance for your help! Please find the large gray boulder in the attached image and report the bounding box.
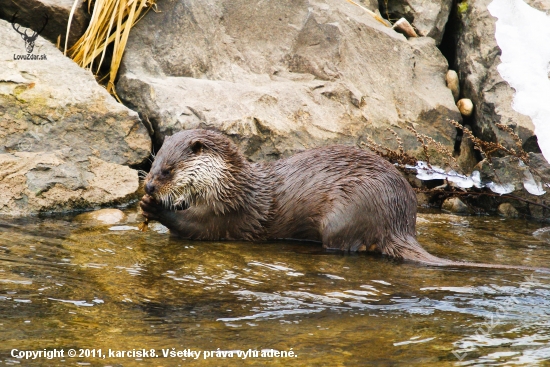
[455,0,548,154]
[117,0,460,162]
[0,19,151,216]
[0,0,89,49]
[379,0,453,44]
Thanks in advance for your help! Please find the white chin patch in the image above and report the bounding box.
[175,155,228,199]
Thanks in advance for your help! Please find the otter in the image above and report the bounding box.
[140,129,544,271]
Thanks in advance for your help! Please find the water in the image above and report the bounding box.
[1,207,550,366]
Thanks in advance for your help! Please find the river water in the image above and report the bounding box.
[1,207,549,366]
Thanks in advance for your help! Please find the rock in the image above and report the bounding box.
[0,19,152,216]
[392,18,418,38]
[455,0,547,154]
[446,70,459,102]
[358,0,381,14]
[476,153,550,220]
[441,197,469,214]
[416,192,431,207]
[74,209,127,226]
[456,125,478,174]
[498,203,518,218]
[117,0,460,163]
[0,19,151,166]
[533,227,550,244]
[457,98,473,117]
[148,222,169,234]
[0,0,89,50]
[0,152,139,216]
[379,0,453,44]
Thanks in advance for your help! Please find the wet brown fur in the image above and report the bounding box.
[140,129,547,272]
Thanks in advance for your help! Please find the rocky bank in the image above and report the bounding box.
[0,0,549,219]
[0,18,151,215]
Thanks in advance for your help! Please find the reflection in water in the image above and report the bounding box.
[0,209,549,366]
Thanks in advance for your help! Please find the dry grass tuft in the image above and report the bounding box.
[360,124,459,171]
[361,120,546,213]
[66,0,157,97]
[405,123,459,170]
[360,128,417,168]
[448,119,529,164]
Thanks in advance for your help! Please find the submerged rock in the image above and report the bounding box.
[74,209,127,226]
[117,0,459,163]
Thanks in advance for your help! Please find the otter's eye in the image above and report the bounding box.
[161,168,172,176]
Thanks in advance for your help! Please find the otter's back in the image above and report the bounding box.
[266,146,417,247]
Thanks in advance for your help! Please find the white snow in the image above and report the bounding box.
[523,169,546,195]
[409,160,548,195]
[488,0,550,164]
[406,162,482,189]
[486,182,515,195]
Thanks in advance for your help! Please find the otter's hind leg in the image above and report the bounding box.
[320,208,381,252]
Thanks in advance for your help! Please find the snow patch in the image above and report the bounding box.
[488,0,550,164]
[406,162,482,189]
[408,160,547,196]
[523,169,546,195]
[486,182,515,195]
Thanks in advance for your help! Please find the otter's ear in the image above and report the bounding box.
[190,140,204,154]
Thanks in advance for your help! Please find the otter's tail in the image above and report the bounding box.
[386,236,550,272]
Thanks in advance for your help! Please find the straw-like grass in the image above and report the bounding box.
[344,0,390,26]
[66,0,156,97]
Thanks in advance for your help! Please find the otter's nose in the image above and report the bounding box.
[145,182,156,195]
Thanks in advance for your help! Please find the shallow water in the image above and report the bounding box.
[1,207,550,366]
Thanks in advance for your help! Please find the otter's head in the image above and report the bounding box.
[144,129,247,212]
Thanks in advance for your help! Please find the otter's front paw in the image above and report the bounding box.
[139,195,163,221]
